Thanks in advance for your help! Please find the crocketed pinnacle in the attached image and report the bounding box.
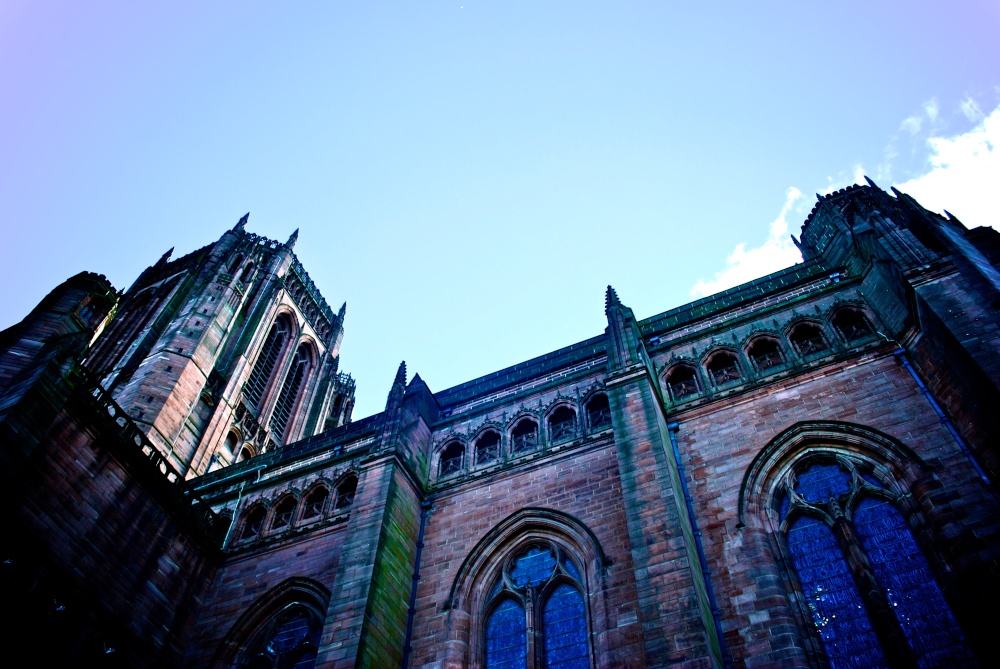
[605,285,621,310]
[234,212,249,231]
[394,361,407,386]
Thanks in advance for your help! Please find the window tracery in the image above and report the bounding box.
[484,542,589,669]
[241,505,267,541]
[440,441,466,476]
[334,475,357,510]
[664,365,699,401]
[270,344,314,441]
[218,579,329,669]
[832,309,874,343]
[301,487,328,521]
[584,394,611,432]
[706,352,741,386]
[779,458,973,668]
[245,317,291,409]
[476,431,502,466]
[747,338,784,372]
[789,323,828,356]
[548,407,577,444]
[270,497,296,532]
[511,419,539,454]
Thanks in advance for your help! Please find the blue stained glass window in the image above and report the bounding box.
[268,612,310,655]
[794,463,852,504]
[786,514,889,669]
[486,599,527,669]
[561,556,582,581]
[853,497,975,669]
[511,545,557,588]
[859,470,884,488]
[543,584,589,669]
[778,491,790,521]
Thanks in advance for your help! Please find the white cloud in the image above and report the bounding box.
[690,98,999,301]
[924,98,940,123]
[897,102,999,229]
[901,115,923,136]
[960,97,985,123]
[690,188,804,298]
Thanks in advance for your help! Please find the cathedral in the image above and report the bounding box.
[1,180,998,668]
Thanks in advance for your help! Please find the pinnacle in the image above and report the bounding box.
[234,212,249,230]
[394,361,407,386]
[605,285,621,310]
[286,228,299,248]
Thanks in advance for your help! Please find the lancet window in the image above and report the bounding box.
[511,419,539,454]
[747,338,784,372]
[301,487,328,520]
[245,317,291,409]
[440,441,466,477]
[334,475,357,510]
[476,431,502,466]
[270,344,313,442]
[664,365,699,401]
[832,309,875,343]
[789,323,828,357]
[585,394,611,432]
[706,352,741,386]
[548,407,577,443]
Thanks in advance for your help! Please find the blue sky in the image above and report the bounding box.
[1,2,998,419]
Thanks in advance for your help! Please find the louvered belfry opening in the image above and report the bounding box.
[245,317,291,408]
[270,344,312,442]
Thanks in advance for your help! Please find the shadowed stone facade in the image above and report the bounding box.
[1,182,998,668]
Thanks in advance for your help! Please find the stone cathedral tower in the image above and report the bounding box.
[84,216,355,478]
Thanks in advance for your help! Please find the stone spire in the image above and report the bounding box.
[234,212,249,231]
[338,301,347,321]
[286,228,299,249]
[156,247,174,267]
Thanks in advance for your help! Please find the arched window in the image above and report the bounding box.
[270,496,297,532]
[585,394,611,432]
[706,351,741,386]
[548,407,577,443]
[476,431,502,466]
[237,446,254,463]
[245,317,291,408]
[334,475,357,510]
[780,459,973,668]
[217,579,329,669]
[832,309,874,343]
[301,486,328,521]
[440,441,466,477]
[789,323,828,356]
[664,365,699,401]
[240,506,267,541]
[747,338,783,372]
[239,262,255,285]
[511,419,539,454]
[483,542,590,669]
[270,344,314,442]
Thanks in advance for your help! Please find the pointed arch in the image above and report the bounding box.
[212,577,330,669]
[443,508,612,669]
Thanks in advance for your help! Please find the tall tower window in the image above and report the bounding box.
[270,344,313,442]
[245,317,291,409]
